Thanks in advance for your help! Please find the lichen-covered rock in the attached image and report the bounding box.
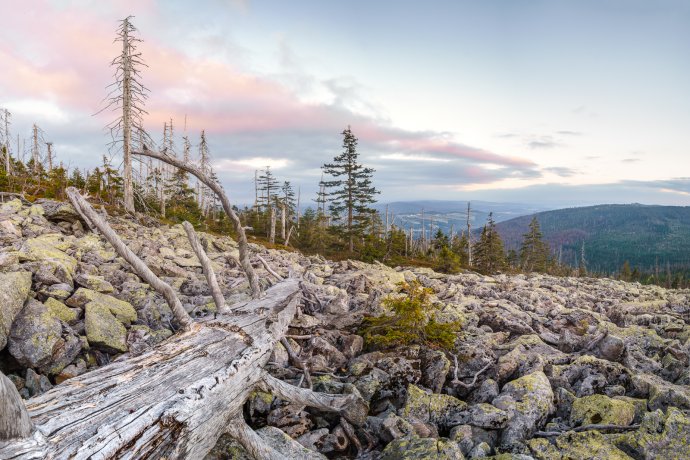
[18,233,77,277]
[82,290,137,353]
[401,384,468,429]
[492,371,554,448]
[381,437,465,460]
[613,407,690,459]
[0,198,23,214]
[632,373,690,411]
[74,273,115,293]
[8,299,62,370]
[570,394,635,427]
[0,270,32,349]
[529,431,631,460]
[68,289,136,321]
[45,297,79,324]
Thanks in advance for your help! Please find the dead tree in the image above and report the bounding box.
[132,147,261,299]
[0,190,367,459]
[467,201,472,266]
[100,16,149,214]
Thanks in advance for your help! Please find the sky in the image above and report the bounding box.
[1,0,689,207]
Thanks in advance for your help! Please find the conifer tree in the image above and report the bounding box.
[473,212,506,274]
[322,126,379,252]
[519,217,550,272]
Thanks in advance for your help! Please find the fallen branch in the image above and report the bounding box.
[183,221,227,313]
[67,187,194,330]
[451,356,492,388]
[132,148,261,299]
[534,423,641,437]
[260,373,367,426]
[281,337,313,389]
[257,254,284,281]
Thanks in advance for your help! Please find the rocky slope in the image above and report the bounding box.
[1,196,689,459]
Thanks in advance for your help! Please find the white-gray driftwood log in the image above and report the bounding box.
[0,281,300,459]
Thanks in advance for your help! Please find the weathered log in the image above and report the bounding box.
[66,187,194,330]
[0,282,299,459]
[132,148,261,299]
[0,371,33,440]
[183,220,227,313]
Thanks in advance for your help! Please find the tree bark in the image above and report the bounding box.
[132,148,261,299]
[0,281,301,459]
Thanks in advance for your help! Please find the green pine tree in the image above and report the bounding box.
[519,217,550,272]
[322,126,379,252]
[473,212,506,274]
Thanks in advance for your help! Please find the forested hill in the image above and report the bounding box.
[494,204,690,274]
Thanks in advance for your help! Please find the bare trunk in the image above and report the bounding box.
[467,201,472,267]
[132,148,262,299]
[269,206,276,244]
[280,204,286,241]
[122,20,134,213]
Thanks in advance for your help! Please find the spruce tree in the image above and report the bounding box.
[322,126,379,252]
[473,213,506,274]
[519,217,550,272]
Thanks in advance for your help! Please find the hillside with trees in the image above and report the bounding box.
[494,204,690,278]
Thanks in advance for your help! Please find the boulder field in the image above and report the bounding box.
[1,197,689,459]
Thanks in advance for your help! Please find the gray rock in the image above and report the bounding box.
[38,200,81,223]
[420,347,451,393]
[0,271,32,349]
[492,371,554,448]
[470,378,499,404]
[25,368,52,397]
[458,403,509,429]
[381,437,465,460]
[8,299,62,372]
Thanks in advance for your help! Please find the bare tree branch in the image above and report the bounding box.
[183,221,227,313]
[132,147,261,299]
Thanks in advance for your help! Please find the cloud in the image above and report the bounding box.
[622,158,641,163]
[544,166,578,177]
[556,130,582,136]
[528,136,560,149]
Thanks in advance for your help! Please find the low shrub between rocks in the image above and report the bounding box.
[360,280,462,350]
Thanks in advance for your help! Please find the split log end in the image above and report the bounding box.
[0,371,33,440]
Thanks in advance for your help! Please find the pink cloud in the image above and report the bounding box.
[0,0,537,179]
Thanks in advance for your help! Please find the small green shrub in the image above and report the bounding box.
[360,281,461,350]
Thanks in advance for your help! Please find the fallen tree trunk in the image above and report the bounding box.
[0,190,367,459]
[0,281,301,459]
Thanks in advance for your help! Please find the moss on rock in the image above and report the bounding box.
[45,297,79,324]
[381,436,464,460]
[570,394,635,426]
[0,271,32,349]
